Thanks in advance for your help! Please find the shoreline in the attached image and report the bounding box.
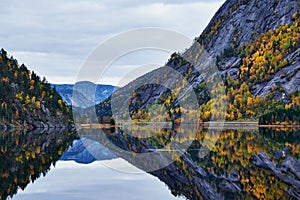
[79,122,300,129]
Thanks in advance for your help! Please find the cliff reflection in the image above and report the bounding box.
[80,126,300,199]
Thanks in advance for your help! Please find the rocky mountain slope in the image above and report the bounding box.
[198,0,299,100]
[95,0,300,123]
[199,0,298,57]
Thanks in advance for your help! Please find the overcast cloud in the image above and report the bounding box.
[0,0,225,86]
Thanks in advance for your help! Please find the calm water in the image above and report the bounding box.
[0,126,299,199]
[13,159,183,200]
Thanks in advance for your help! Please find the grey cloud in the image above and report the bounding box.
[0,0,225,84]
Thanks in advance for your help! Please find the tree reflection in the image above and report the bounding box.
[0,129,77,200]
[80,126,300,199]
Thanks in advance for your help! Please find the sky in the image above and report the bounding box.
[0,0,225,86]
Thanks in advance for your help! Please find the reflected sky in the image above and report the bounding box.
[14,159,184,200]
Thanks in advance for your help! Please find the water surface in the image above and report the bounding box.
[1,126,299,199]
[14,159,184,200]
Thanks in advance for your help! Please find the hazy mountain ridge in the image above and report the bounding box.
[53,82,116,109]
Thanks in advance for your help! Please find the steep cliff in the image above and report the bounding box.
[198,0,298,57]
[95,0,300,122]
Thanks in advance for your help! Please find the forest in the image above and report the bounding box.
[95,15,300,125]
[200,16,300,121]
[0,49,72,127]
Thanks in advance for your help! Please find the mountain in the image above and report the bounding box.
[60,137,116,164]
[95,0,299,123]
[198,0,298,57]
[53,82,116,109]
[0,49,73,130]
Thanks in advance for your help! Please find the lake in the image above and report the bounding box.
[0,126,299,199]
[13,159,183,200]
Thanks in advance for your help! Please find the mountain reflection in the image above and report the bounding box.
[80,126,300,200]
[0,129,77,200]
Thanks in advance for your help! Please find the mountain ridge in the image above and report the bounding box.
[198,0,299,57]
[53,82,116,109]
[94,0,300,123]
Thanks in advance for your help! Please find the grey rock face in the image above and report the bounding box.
[159,0,299,105]
[200,0,299,57]
[95,0,299,119]
[253,60,300,98]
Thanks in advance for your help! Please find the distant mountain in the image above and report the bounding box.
[53,82,116,109]
[95,0,300,123]
[60,137,116,164]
